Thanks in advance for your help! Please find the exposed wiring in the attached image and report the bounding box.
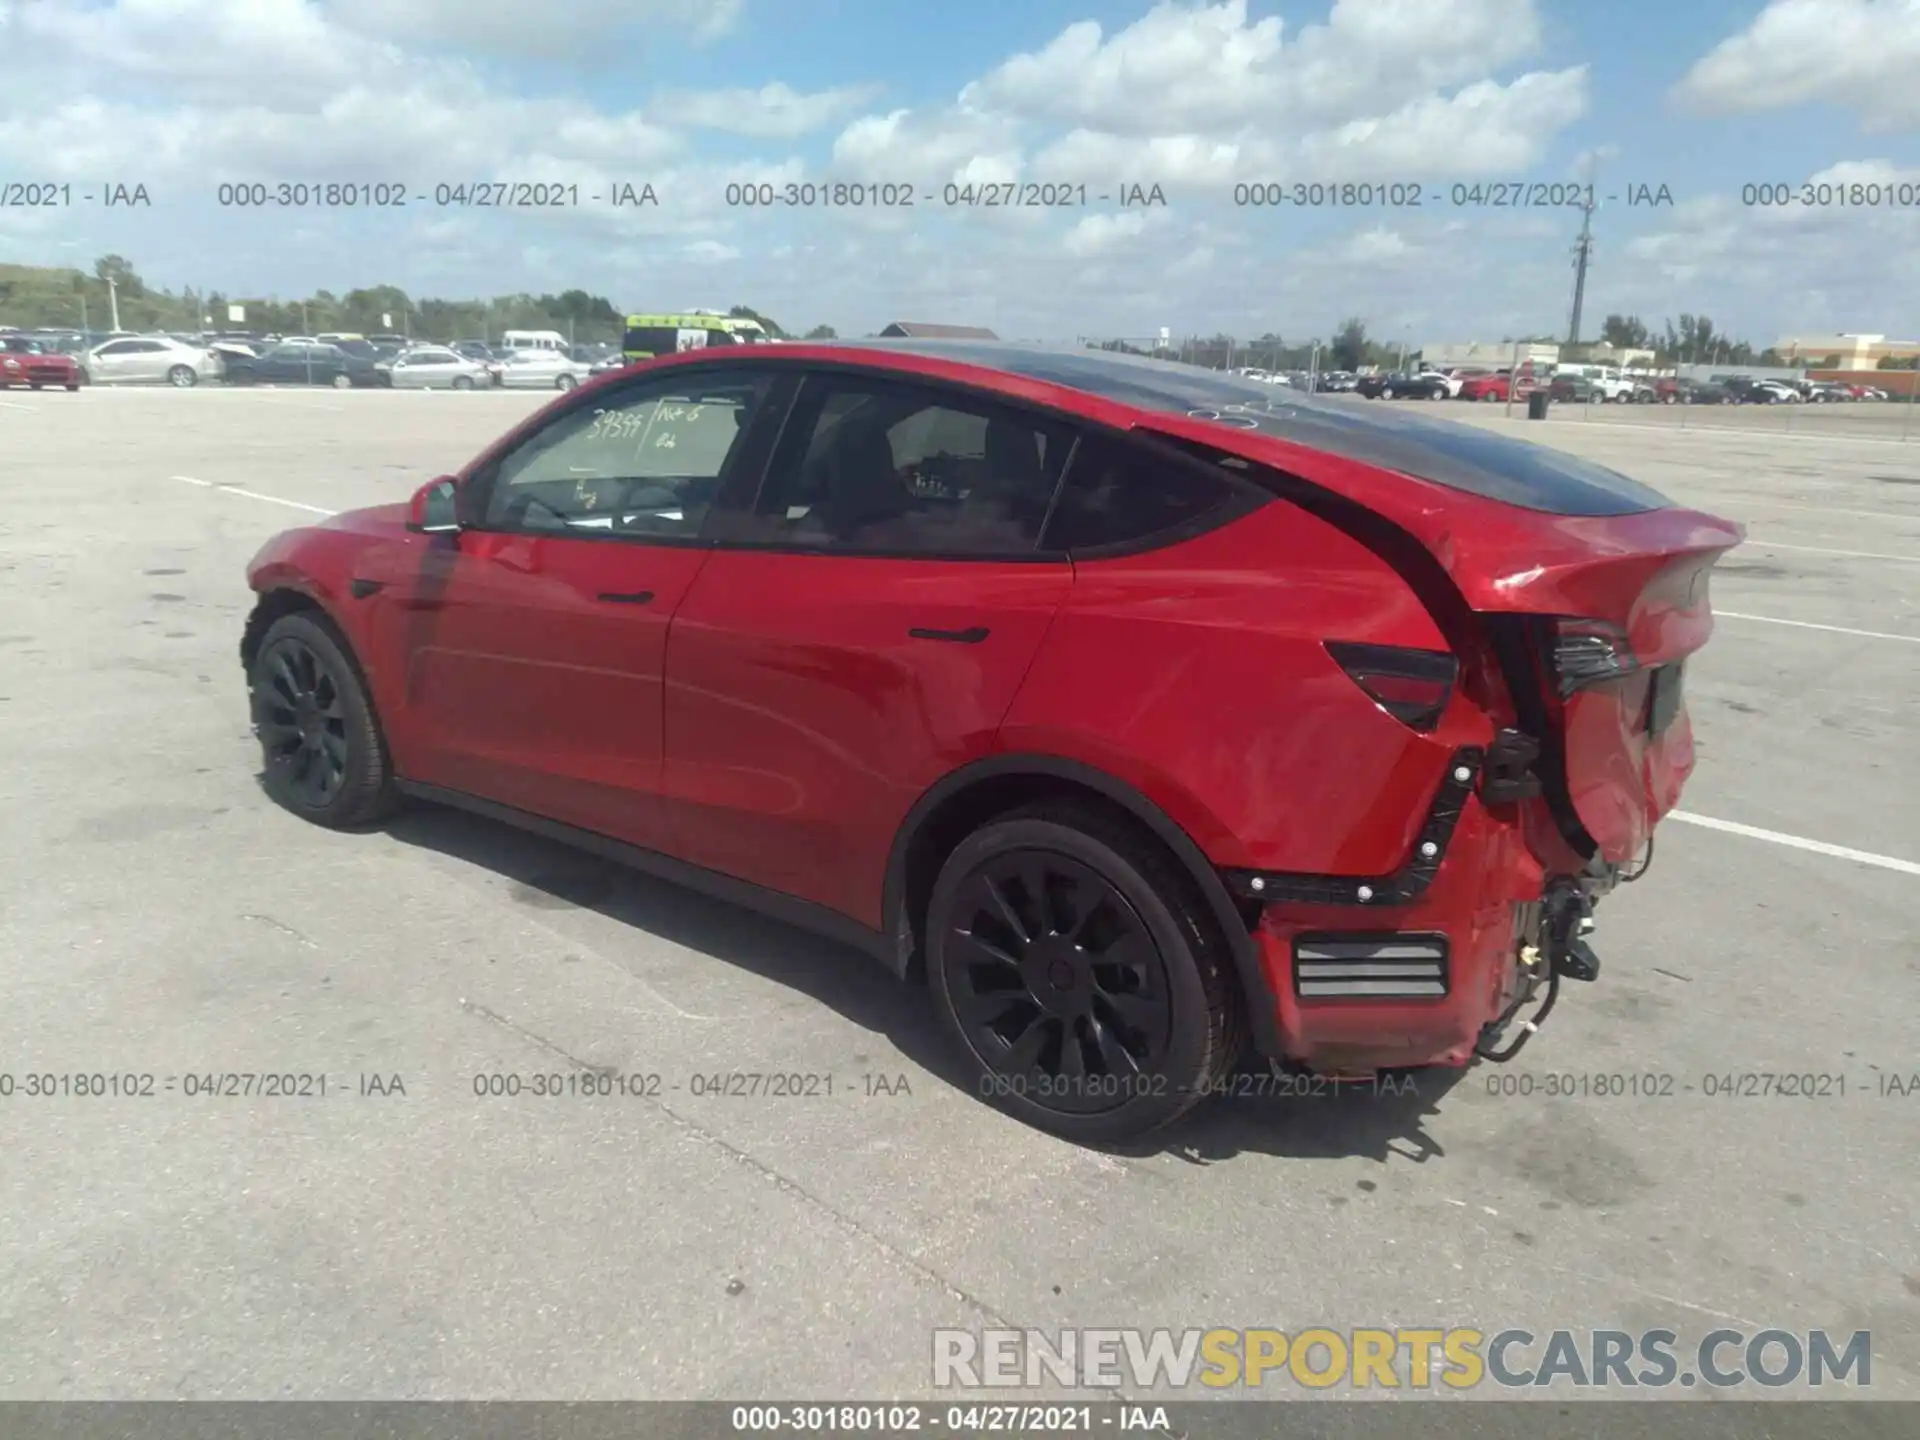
[1621,835,1656,883]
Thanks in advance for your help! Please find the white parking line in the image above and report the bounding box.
[1531,415,1920,448]
[1715,611,1919,643]
[1668,812,1920,877]
[1736,499,1920,524]
[1750,540,1920,562]
[169,474,334,515]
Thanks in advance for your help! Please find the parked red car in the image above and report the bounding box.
[0,335,84,390]
[1455,369,1513,401]
[241,342,1742,1140]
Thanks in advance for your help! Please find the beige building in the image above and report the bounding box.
[1774,334,1920,367]
[1420,341,1558,370]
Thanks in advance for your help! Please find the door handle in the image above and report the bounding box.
[908,625,989,644]
[597,590,655,605]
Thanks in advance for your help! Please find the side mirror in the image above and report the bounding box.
[407,477,461,534]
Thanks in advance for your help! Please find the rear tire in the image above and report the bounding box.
[249,612,399,829]
[925,801,1242,1142]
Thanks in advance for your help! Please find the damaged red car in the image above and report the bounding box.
[241,341,1742,1140]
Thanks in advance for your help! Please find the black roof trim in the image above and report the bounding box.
[826,340,1673,517]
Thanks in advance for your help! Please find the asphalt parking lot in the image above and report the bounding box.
[0,385,1915,1408]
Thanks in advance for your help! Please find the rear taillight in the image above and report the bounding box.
[1551,618,1640,696]
[1326,641,1458,732]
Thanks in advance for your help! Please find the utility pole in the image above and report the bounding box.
[107,277,121,332]
[1566,163,1598,347]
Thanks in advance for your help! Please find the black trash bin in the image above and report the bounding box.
[1526,389,1550,420]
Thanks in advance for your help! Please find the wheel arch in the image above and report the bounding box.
[240,585,336,673]
[880,753,1282,1058]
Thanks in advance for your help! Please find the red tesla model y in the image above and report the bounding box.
[241,341,1741,1140]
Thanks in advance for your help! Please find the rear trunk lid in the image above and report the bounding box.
[1133,405,1744,865]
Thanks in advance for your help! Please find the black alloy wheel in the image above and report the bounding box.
[249,612,397,827]
[927,803,1240,1140]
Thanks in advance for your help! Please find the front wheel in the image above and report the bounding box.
[249,612,399,829]
[452,375,474,391]
[331,373,352,389]
[555,373,577,391]
[926,802,1242,1142]
[167,365,197,388]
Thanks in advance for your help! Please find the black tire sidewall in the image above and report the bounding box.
[250,612,389,827]
[926,815,1219,1141]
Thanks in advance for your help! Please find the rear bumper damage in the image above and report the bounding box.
[1223,744,1631,1075]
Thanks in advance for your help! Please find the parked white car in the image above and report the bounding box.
[488,350,589,391]
[1754,379,1803,402]
[84,335,223,387]
[379,346,495,390]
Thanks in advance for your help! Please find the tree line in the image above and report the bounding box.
[0,255,842,345]
[6,256,1905,372]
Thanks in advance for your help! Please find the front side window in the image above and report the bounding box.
[743,375,1072,556]
[480,371,771,538]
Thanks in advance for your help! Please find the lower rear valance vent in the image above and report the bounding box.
[1294,933,1449,1000]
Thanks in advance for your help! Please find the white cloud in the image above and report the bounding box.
[833,0,1584,189]
[965,0,1544,135]
[657,83,885,139]
[9,0,393,103]
[328,0,744,55]
[1062,210,1158,257]
[1673,0,1920,131]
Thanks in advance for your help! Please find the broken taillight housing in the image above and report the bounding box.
[1550,618,1641,696]
[1325,641,1458,732]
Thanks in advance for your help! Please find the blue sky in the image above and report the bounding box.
[1,0,1916,344]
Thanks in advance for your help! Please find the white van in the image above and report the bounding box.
[499,329,569,353]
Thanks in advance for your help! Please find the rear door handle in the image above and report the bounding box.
[908,626,989,644]
[597,590,655,605]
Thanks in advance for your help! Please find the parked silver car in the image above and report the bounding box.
[487,350,588,390]
[379,346,495,390]
[85,335,223,387]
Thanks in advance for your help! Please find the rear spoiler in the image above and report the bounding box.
[1132,416,1745,616]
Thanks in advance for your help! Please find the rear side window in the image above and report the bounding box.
[743,374,1073,556]
[1041,433,1245,552]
